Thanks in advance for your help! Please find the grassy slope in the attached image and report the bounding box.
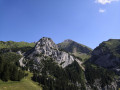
[98,39,120,57]
[0,71,42,90]
[58,40,92,53]
[73,52,91,62]
[58,40,92,62]
[0,41,35,53]
[0,41,35,49]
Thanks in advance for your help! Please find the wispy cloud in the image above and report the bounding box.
[95,0,119,5]
[99,8,106,13]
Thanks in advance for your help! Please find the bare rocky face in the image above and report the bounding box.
[26,37,83,68]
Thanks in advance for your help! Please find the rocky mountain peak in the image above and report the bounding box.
[26,37,83,68]
[35,37,58,50]
[63,39,73,43]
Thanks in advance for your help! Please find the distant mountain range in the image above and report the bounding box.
[0,37,120,90]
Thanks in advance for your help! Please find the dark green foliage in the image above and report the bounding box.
[66,61,85,83]
[0,52,21,65]
[85,63,115,87]
[10,65,19,81]
[32,58,85,90]
[18,70,25,81]
[66,61,86,90]
[1,64,10,81]
[0,52,25,81]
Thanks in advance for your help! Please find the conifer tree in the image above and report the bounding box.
[1,64,10,81]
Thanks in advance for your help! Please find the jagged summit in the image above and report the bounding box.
[26,37,83,68]
[63,39,73,43]
[38,37,53,42]
[35,37,58,50]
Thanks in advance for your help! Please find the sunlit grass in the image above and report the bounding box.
[0,71,42,90]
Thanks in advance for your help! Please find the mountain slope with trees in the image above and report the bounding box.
[24,37,118,90]
[0,38,120,90]
[0,52,25,81]
[0,71,42,90]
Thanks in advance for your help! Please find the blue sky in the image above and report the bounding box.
[0,0,120,49]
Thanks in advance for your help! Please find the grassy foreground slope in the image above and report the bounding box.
[0,71,42,90]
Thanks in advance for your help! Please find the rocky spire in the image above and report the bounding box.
[63,39,73,43]
[26,37,83,68]
[35,37,58,50]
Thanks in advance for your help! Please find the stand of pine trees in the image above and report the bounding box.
[0,52,25,82]
[32,58,86,90]
[85,63,115,88]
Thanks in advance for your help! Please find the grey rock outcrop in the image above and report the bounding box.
[26,37,83,68]
[85,78,118,90]
[93,79,117,90]
[19,57,25,67]
[16,51,23,56]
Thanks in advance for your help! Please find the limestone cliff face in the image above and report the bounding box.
[26,37,83,68]
[93,79,117,90]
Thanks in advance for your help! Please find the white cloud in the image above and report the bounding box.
[99,8,106,13]
[95,0,119,5]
